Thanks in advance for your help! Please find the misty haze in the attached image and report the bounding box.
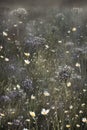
[0,1,87,130]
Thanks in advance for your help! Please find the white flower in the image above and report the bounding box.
[79,110,83,114]
[23,128,28,130]
[13,24,18,27]
[81,103,85,107]
[45,45,49,49]
[82,118,87,123]
[19,21,23,24]
[66,124,71,128]
[67,82,71,87]
[69,105,73,109]
[0,46,3,49]
[58,40,62,43]
[5,58,9,62]
[72,27,77,32]
[24,52,30,57]
[3,31,8,36]
[75,63,80,67]
[31,95,35,100]
[76,124,80,128]
[0,55,4,58]
[17,84,20,89]
[29,111,36,118]
[0,113,5,117]
[24,59,30,64]
[7,38,11,41]
[67,30,71,33]
[25,119,30,122]
[83,89,86,92]
[41,108,50,115]
[8,122,13,125]
[43,91,50,96]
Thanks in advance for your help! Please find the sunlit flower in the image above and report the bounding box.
[31,95,35,100]
[83,89,86,92]
[29,111,36,118]
[79,110,83,114]
[76,124,80,128]
[66,51,69,54]
[0,113,5,117]
[75,63,80,67]
[75,114,79,118]
[69,105,73,109]
[8,122,13,125]
[81,103,85,107]
[7,38,11,41]
[67,82,71,87]
[0,46,3,50]
[5,58,9,62]
[23,128,28,130]
[45,45,49,49]
[17,84,21,89]
[0,55,4,58]
[51,106,55,110]
[72,27,77,32]
[82,118,87,123]
[64,110,68,114]
[24,52,30,57]
[13,24,18,27]
[24,59,30,64]
[25,119,30,122]
[43,91,50,96]
[3,31,8,36]
[13,87,16,90]
[41,108,50,115]
[67,30,71,33]
[19,21,23,24]
[66,124,71,128]
[58,40,62,43]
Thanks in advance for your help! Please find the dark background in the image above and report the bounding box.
[0,0,87,7]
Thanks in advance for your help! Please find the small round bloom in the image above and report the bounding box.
[5,58,9,62]
[31,95,35,100]
[29,111,36,118]
[82,118,87,123]
[72,27,77,32]
[66,124,71,128]
[43,91,50,97]
[24,59,30,64]
[3,31,8,36]
[76,124,80,128]
[24,52,30,57]
[41,108,50,115]
[67,82,71,87]
[75,63,80,67]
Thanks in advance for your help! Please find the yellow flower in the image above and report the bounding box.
[66,124,71,128]
[29,111,36,118]
[24,52,30,57]
[67,82,71,87]
[41,108,50,115]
